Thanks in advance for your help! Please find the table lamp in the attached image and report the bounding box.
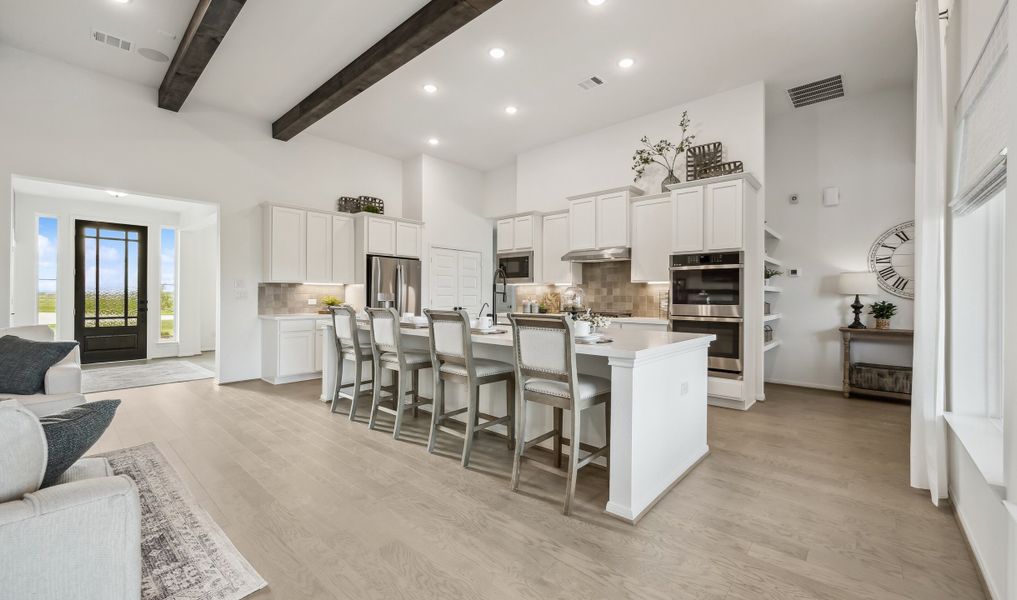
[838,272,878,329]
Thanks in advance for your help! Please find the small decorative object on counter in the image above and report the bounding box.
[578,311,613,334]
[319,295,341,313]
[868,300,898,329]
[561,285,586,313]
[632,110,696,192]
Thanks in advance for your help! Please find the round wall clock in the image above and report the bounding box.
[868,220,915,299]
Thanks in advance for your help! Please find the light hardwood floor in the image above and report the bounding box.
[89,380,985,600]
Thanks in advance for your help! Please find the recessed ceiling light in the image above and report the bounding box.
[112,0,131,4]
[587,0,606,5]
[427,137,440,146]
[618,57,635,69]
[488,47,506,60]
[105,190,129,198]
[504,105,518,115]
[422,83,438,94]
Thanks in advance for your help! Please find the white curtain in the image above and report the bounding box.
[911,0,948,504]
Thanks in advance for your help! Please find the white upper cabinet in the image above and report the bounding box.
[395,221,421,258]
[496,214,538,252]
[631,195,672,282]
[365,216,397,256]
[670,175,754,253]
[265,205,306,283]
[496,218,514,252]
[704,179,744,251]
[596,192,629,248]
[305,211,332,283]
[542,212,581,285]
[569,197,597,251]
[672,187,705,253]
[331,214,355,283]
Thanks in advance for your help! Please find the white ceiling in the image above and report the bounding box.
[0,0,916,171]
[13,176,217,216]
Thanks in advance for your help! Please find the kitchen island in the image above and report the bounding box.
[320,322,714,523]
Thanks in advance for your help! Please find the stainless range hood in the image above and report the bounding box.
[561,247,631,263]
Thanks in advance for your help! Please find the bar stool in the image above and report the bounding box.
[507,313,610,515]
[328,305,373,420]
[366,307,432,440]
[424,309,515,468]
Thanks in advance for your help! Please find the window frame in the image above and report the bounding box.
[159,226,179,343]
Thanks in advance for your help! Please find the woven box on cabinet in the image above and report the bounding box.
[849,363,912,395]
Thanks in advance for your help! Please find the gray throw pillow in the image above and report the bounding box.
[39,399,121,487]
[0,335,78,395]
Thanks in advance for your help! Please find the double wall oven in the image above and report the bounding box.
[669,252,744,377]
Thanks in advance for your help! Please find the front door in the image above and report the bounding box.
[74,221,148,364]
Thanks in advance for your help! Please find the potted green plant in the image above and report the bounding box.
[320,295,341,313]
[868,300,898,329]
[764,267,783,286]
[632,111,696,192]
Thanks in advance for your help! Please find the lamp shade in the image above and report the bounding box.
[838,271,878,295]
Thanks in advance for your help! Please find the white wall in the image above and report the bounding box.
[415,155,492,312]
[482,162,517,217]
[515,82,766,212]
[0,43,403,382]
[764,85,916,390]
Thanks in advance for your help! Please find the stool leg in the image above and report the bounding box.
[505,378,515,450]
[368,362,383,430]
[427,374,444,454]
[461,385,480,467]
[553,407,563,469]
[392,369,407,440]
[330,352,345,414]
[348,359,363,421]
[412,370,419,419]
[563,409,581,516]
[510,397,526,491]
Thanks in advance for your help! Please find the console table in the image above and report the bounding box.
[839,327,914,401]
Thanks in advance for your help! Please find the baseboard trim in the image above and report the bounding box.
[949,487,1002,600]
[764,378,842,393]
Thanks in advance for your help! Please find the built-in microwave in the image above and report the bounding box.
[497,251,534,284]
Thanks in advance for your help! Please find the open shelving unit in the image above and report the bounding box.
[763,313,782,322]
[762,222,784,386]
[763,339,782,352]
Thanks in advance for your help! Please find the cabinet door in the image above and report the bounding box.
[331,214,355,283]
[279,330,314,376]
[395,222,420,258]
[366,216,396,255]
[270,206,306,282]
[569,197,597,251]
[672,187,705,253]
[631,197,672,282]
[596,192,629,248]
[496,218,514,252]
[314,328,324,372]
[542,213,574,285]
[704,180,744,251]
[305,211,332,283]
[513,215,533,250]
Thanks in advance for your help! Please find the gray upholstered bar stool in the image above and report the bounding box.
[424,309,515,467]
[328,305,373,420]
[366,307,433,440]
[507,313,611,515]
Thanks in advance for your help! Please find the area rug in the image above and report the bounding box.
[95,443,267,600]
[83,361,214,393]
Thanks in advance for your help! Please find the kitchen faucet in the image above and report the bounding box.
[478,302,490,318]
[493,266,508,325]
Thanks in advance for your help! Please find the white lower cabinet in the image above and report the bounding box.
[261,317,329,384]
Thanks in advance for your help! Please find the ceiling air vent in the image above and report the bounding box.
[578,76,604,91]
[787,75,844,108]
[91,29,133,52]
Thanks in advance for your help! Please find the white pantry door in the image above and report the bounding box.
[429,247,483,314]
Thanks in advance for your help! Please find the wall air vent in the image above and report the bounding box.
[787,75,844,108]
[91,29,133,52]
[578,76,604,90]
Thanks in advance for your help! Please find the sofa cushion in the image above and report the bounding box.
[0,335,78,395]
[39,399,120,487]
[0,399,47,503]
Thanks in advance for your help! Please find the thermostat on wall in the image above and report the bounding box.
[787,267,801,278]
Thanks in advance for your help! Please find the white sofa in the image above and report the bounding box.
[0,399,141,599]
[0,325,85,417]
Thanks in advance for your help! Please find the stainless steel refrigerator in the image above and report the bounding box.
[366,255,422,316]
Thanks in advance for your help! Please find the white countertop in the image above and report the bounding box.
[322,320,712,361]
[259,313,332,321]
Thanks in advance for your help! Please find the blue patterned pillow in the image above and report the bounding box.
[0,335,78,395]
[39,399,121,487]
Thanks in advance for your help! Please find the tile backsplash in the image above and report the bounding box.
[258,283,345,315]
[513,262,669,318]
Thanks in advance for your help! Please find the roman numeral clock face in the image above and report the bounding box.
[868,221,915,299]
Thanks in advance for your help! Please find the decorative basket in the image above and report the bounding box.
[336,196,361,213]
[763,324,774,343]
[698,160,744,179]
[850,362,912,395]
[686,142,723,181]
[358,196,384,214]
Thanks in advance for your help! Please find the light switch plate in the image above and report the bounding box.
[308,298,317,305]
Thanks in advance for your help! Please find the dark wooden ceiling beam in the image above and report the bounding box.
[272,0,502,141]
[159,0,247,112]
